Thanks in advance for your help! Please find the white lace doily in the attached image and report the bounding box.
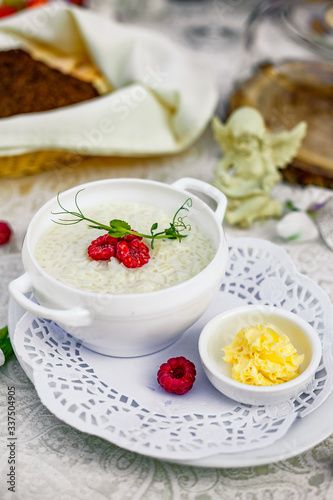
[10,237,333,461]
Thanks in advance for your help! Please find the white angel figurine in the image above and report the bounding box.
[212,107,307,227]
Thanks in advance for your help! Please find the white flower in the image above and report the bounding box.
[276,211,319,242]
[275,186,332,244]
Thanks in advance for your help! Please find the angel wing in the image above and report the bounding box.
[269,121,307,169]
[212,116,234,153]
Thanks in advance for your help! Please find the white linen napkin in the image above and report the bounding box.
[0,2,218,157]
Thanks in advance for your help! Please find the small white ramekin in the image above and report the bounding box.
[198,305,322,405]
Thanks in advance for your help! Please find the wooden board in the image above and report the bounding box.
[230,60,333,188]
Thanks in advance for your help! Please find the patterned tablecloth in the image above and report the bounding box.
[1,1,333,499]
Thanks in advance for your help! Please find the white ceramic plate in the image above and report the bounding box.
[8,298,333,468]
[8,237,333,468]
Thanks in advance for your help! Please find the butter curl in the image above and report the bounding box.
[223,324,304,386]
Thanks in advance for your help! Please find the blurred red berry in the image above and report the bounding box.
[25,0,49,8]
[67,0,84,5]
[157,356,196,395]
[0,5,18,17]
[0,221,12,245]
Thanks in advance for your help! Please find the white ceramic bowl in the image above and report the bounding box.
[9,177,228,357]
[198,305,322,405]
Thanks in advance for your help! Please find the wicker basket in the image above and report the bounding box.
[0,150,87,178]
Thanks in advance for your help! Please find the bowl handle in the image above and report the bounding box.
[171,177,227,223]
[9,273,92,327]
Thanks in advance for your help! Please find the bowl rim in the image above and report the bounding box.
[24,177,227,299]
[198,304,322,394]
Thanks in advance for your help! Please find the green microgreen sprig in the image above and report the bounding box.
[52,190,192,248]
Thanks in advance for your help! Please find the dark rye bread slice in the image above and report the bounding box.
[0,49,99,118]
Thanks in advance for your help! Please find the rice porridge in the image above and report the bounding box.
[34,202,216,294]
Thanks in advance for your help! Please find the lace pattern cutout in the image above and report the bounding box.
[12,238,333,461]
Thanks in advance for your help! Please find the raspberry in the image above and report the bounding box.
[122,232,142,243]
[87,234,118,261]
[157,356,196,395]
[0,221,12,246]
[87,231,149,267]
[116,239,150,268]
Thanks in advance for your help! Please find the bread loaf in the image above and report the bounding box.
[0,49,99,118]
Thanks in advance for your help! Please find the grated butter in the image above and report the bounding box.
[222,323,304,386]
